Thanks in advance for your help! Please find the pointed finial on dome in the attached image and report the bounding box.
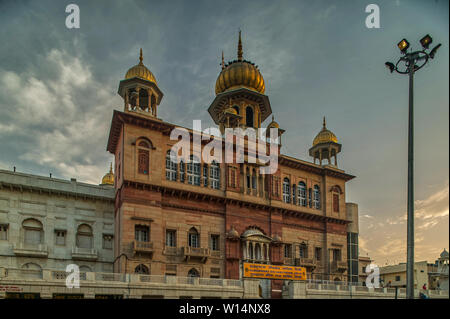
[109,162,113,173]
[139,48,143,65]
[221,51,225,70]
[272,115,274,121]
[323,116,326,129]
[237,30,243,61]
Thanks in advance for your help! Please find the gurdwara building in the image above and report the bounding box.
[106,32,359,297]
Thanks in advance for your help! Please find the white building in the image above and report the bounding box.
[0,168,115,274]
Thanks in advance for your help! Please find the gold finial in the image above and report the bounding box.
[323,116,326,129]
[221,51,225,70]
[237,30,243,61]
[139,48,143,64]
[109,162,113,173]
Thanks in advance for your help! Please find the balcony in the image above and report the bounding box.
[163,246,179,256]
[295,258,317,269]
[71,247,98,261]
[182,246,210,263]
[330,261,348,273]
[283,257,294,266]
[13,243,48,258]
[133,240,154,255]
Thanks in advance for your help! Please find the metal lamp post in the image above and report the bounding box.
[385,35,441,299]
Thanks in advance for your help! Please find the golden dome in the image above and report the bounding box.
[313,117,338,146]
[101,163,114,186]
[215,32,265,95]
[224,107,238,115]
[125,48,157,84]
[267,115,280,129]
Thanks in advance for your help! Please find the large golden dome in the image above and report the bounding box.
[125,48,157,84]
[215,32,265,95]
[101,163,114,186]
[313,117,338,146]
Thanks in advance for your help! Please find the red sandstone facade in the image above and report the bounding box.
[107,40,356,298]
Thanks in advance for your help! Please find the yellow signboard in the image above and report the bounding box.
[243,262,306,280]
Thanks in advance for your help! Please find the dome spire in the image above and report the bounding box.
[237,30,243,61]
[139,48,143,65]
[323,116,326,129]
[221,51,225,70]
[109,162,113,174]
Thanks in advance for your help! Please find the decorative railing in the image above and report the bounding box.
[163,247,178,256]
[13,243,48,257]
[71,247,98,260]
[283,257,294,265]
[295,258,316,267]
[5,268,43,279]
[182,247,210,260]
[330,260,347,272]
[133,240,154,254]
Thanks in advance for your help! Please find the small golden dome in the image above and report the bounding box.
[224,107,238,115]
[101,163,114,186]
[267,115,280,129]
[125,48,157,84]
[215,32,265,95]
[313,117,338,146]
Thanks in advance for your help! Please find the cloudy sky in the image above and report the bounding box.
[0,0,448,265]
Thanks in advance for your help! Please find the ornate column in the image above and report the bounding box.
[135,87,140,108]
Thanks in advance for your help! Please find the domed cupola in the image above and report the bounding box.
[215,32,265,95]
[208,32,272,130]
[309,117,342,167]
[118,48,163,118]
[125,49,158,85]
[100,163,114,186]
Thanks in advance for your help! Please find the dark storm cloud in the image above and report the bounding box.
[0,0,448,263]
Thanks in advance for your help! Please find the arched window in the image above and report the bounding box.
[248,242,254,260]
[252,168,257,190]
[292,184,297,205]
[203,163,208,186]
[246,106,254,127]
[188,227,199,248]
[283,178,291,203]
[313,185,321,209]
[187,155,201,186]
[232,105,240,114]
[210,161,220,189]
[139,89,148,110]
[165,150,177,181]
[135,264,149,274]
[299,243,308,258]
[22,219,43,245]
[129,89,137,109]
[188,268,200,277]
[298,182,307,206]
[246,167,251,189]
[137,140,150,175]
[79,265,92,273]
[21,262,42,279]
[179,160,185,182]
[21,262,41,270]
[135,225,150,242]
[76,224,93,249]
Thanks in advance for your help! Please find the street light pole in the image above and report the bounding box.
[406,60,414,300]
[385,35,441,299]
